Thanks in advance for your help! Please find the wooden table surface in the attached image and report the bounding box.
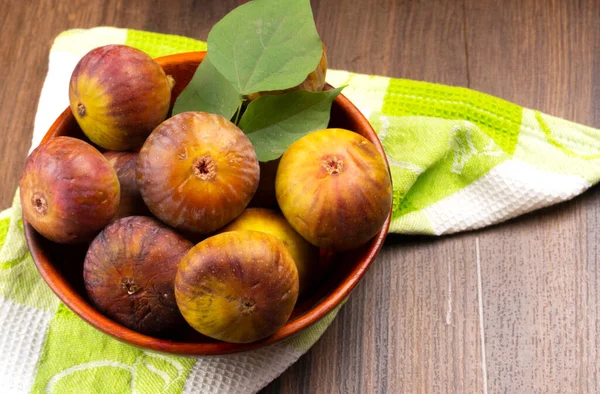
[3,0,600,392]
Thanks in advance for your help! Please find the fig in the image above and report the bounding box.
[136,112,260,234]
[276,128,392,251]
[19,136,120,244]
[175,230,298,343]
[69,44,174,151]
[246,43,328,101]
[221,208,319,295]
[103,151,150,219]
[248,159,280,208]
[83,216,193,335]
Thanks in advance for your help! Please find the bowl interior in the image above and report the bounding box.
[25,52,391,356]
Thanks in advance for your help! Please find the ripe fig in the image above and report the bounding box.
[103,151,150,219]
[221,208,319,296]
[136,112,260,234]
[19,136,120,244]
[69,44,174,151]
[276,128,392,251]
[246,43,327,101]
[175,230,299,343]
[83,216,193,335]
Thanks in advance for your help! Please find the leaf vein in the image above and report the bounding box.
[242,7,292,92]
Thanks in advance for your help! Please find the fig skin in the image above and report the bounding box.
[221,208,320,296]
[136,112,260,234]
[175,230,299,343]
[103,151,150,219]
[69,44,174,151]
[19,136,120,244]
[83,216,193,335]
[246,43,327,101]
[276,128,392,251]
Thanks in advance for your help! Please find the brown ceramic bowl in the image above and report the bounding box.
[24,52,392,356]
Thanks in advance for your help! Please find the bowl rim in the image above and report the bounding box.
[24,51,392,356]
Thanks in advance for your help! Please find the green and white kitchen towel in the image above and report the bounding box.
[2,27,600,393]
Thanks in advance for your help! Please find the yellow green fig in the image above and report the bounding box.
[175,230,299,343]
[276,128,392,251]
[69,44,174,151]
[221,208,320,296]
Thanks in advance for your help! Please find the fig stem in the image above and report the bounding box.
[77,103,86,118]
[240,299,256,314]
[32,193,48,216]
[167,75,176,90]
[323,156,344,175]
[121,278,139,295]
[233,102,243,126]
[192,155,218,181]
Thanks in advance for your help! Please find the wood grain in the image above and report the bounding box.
[1,0,600,393]
[465,1,600,393]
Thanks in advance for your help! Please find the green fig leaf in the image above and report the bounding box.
[207,0,322,95]
[239,87,344,161]
[172,56,242,119]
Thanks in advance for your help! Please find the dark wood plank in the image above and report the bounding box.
[465,0,599,124]
[264,234,486,393]
[312,0,467,84]
[465,1,600,392]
